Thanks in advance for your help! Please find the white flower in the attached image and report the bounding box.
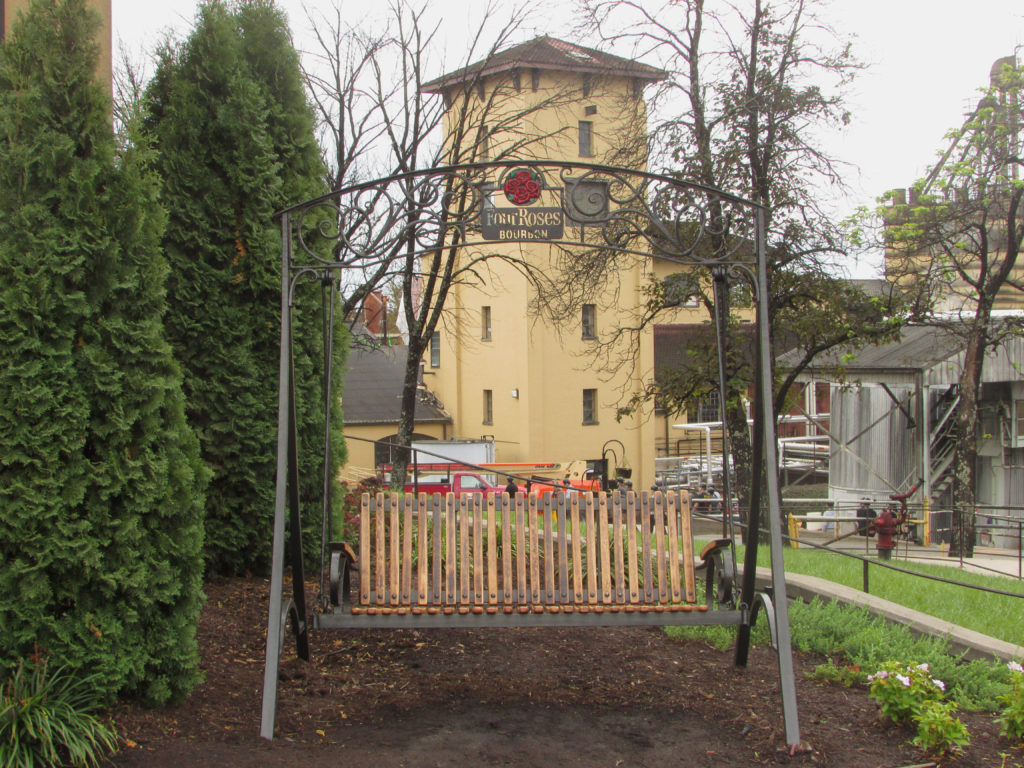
[1008,661,1024,674]
[916,663,929,672]
[896,674,911,687]
[931,678,946,692]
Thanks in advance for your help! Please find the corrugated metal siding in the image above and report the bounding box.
[1008,468,1024,508]
[788,326,1024,388]
[830,384,917,496]
[921,335,1024,386]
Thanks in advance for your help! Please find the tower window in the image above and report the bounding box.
[430,331,441,368]
[581,304,596,339]
[481,306,492,341]
[483,389,493,425]
[477,125,490,161]
[583,389,598,425]
[578,121,593,157]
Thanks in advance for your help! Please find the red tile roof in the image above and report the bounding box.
[421,35,667,93]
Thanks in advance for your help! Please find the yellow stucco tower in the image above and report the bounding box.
[418,37,676,489]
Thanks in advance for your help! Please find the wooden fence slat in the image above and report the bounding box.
[459,494,470,604]
[679,492,697,603]
[666,492,682,603]
[375,493,387,605]
[639,493,653,602]
[517,495,528,604]
[598,493,610,606]
[502,494,513,605]
[585,495,597,604]
[613,492,625,603]
[388,495,401,605]
[626,493,639,603]
[570,494,583,604]
[557,494,569,603]
[654,492,667,602]
[599,494,612,603]
[402,494,413,603]
[359,493,371,606]
[529,494,540,605]
[544,496,555,604]
[487,493,498,607]
[432,494,442,604]
[445,493,456,605]
[473,494,484,605]
[417,493,428,605]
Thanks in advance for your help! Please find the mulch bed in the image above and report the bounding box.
[108,576,1021,767]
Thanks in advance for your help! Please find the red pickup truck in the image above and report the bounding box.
[403,472,506,497]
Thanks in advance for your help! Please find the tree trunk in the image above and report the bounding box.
[725,395,754,542]
[391,340,425,491]
[948,319,987,558]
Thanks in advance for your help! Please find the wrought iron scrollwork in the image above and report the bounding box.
[281,161,761,273]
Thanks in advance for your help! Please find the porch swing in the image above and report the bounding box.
[258,161,801,749]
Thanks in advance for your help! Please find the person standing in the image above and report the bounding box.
[856,498,875,537]
[708,485,722,516]
[505,476,518,498]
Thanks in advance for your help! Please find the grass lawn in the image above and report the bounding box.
[739,542,1024,646]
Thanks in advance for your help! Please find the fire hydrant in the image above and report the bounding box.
[871,507,899,560]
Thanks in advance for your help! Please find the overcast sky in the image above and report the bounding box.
[111,1,1024,276]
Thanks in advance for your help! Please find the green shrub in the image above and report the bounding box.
[143,0,345,576]
[667,597,1015,715]
[912,699,971,757]
[998,661,1024,742]
[0,659,118,768]
[790,599,1011,713]
[0,0,206,704]
[867,661,946,724]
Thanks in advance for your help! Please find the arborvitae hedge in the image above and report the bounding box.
[144,0,345,576]
[0,0,207,705]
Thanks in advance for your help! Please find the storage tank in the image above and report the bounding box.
[829,383,919,516]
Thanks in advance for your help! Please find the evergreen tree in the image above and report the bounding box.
[0,0,206,705]
[144,0,344,575]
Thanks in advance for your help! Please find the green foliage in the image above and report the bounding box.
[0,0,206,704]
[751,544,1024,646]
[808,658,863,687]
[867,661,946,724]
[865,661,972,756]
[912,699,971,757]
[792,598,1011,713]
[143,0,345,575]
[866,660,972,756]
[999,661,1024,742]
[664,622,750,651]
[669,596,1014,714]
[0,659,119,768]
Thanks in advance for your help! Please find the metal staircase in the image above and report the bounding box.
[929,386,959,501]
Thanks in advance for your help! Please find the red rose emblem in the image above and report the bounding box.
[504,170,541,205]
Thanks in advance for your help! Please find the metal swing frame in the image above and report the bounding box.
[259,160,800,746]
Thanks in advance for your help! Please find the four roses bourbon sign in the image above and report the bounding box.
[480,168,565,241]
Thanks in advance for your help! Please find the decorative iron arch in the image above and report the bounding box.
[261,161,798,744]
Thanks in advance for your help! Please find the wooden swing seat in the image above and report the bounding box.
[316,490,738,630]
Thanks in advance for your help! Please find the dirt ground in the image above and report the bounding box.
[109,576,1021,767]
